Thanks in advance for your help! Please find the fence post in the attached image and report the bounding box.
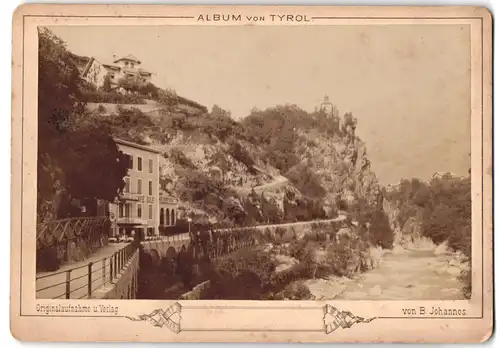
[65,270,71,299]
[87,262,93,299]
[114,252,118,278]
[102,259,106,283]
[109,255,113,283]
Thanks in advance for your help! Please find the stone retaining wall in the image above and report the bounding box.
[92,250,140,299]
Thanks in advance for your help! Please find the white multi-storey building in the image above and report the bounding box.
[109,139,178,238]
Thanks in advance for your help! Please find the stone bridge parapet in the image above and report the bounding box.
[140,216,349,267]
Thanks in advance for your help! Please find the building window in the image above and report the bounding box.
[148,204,153,219]
[124,177,130,193]
[171,209,175,225]
[160,208,164,225]
[128,155,134,170]
[147,227,154,236]
[138,157,143,171]
[148,181,153,196]
[137,204,142,218]
[119,204,124,218]
[166,208,170,226]
[149,159,153,173]
[124,203,131,217]
[137,179,142,194]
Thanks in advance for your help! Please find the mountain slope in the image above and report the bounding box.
[90,99,386,235]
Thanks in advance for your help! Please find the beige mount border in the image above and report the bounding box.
[10,4,492,343]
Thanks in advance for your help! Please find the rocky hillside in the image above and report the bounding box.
[241,105,384,218]
[90,98,386,233]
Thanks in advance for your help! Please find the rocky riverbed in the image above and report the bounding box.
[303,243,469,300]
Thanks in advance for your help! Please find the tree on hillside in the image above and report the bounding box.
[37,28,129,222]
[118,74,144,92]
[422,175,471,253]
[350,197,393,248]
[203,105,243,140]
[286,163,326,198]
[242,105,303,173]
[157,88,178,107]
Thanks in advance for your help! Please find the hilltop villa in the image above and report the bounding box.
[74,53,153,90]
[70,52,209,114]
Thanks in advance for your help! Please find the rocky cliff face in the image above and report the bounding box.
[382,189,426,247]
[382,197,402,245]
[292,128,382,214]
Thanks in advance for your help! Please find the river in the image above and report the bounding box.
[305,247,467,300]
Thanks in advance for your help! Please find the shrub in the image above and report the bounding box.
[36,246,61,272]
[168,148,196,169]
[275,227,286,240]
[97,104,106,113]
[282,227,297,242]
[263,228,274,243]
[324,239,365,278]
[301,243,320,278]
[202,250,278,299]
[81,91,146,104]
[278,282,312,300]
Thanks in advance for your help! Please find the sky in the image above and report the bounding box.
[48,25,471,186]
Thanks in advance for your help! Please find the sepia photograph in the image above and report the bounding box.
[11,4,492,343]
[35,23,473,302]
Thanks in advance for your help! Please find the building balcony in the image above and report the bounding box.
[119,192,140,202]
[119,192,156,204]
[117,216,147,226]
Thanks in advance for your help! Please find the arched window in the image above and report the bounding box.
[171,209,176,226]
[160,208,164,225]
[166,208,170,226]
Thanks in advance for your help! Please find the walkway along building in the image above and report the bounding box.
[109,139,178,238]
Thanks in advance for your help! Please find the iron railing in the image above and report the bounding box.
[36,217,111,271]
[36,216,109,249]
[36,242,138,299]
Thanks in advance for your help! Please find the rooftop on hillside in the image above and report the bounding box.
[114,138,161,154]
[113,54,141,64]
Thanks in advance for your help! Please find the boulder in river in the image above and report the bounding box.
[434,241,450,255]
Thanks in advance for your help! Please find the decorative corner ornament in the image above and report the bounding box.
[126,302,182,334]
[323,304,376,334]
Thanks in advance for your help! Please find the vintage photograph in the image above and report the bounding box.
[36,24,473,301]
[10,4,492,343]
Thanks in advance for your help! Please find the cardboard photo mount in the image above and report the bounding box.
[10,4,493,343]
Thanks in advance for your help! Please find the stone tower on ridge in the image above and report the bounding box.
[319,95,340,132]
